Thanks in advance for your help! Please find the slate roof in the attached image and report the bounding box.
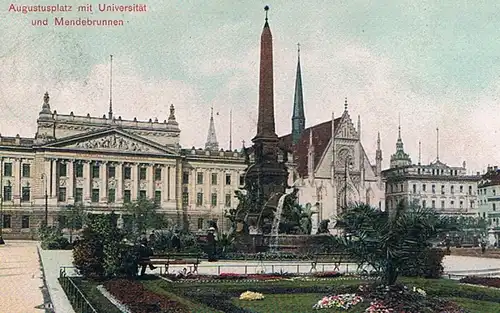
[279,118,341,177]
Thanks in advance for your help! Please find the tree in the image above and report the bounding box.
[335,201,456,286]
[60,204,86,243]
[123,198,165,242]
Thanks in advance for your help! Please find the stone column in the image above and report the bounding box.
[43,158,51,200]
[169,165,176,201]
[204,169,210,209]
[116,162,123,203]
[131,163,138,200]
[51,159,57,199]
[191,168,196,207]
[100,161,107,203]
[12,158,21,203]
[175,159,183,226]
[67,159,74,202]
[162,165,169,202]
[148,164,154,199]
[83,161,91,202]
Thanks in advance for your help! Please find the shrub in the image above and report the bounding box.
[39,225,70,250]
[459,276,500,288]
[400,248,445,279]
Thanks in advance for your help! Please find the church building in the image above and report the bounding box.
[278,47,385,230]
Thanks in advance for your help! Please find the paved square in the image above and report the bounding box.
[0,240,46,313]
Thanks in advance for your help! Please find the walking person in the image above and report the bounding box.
[139,238,156,276]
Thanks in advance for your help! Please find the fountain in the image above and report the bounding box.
[269,188,295,253]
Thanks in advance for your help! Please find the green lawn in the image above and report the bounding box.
[67,276,500,313]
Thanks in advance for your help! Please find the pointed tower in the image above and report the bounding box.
[291,43,305,145]
[307,129,315,179]
[376,132,382,174]
[205,107,219,151]
[389,116,412,168]
[245,6,289,209]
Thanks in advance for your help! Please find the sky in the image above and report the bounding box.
[1,1,499,173]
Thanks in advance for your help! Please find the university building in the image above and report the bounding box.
[382,127,480,215]
[0,93,247,237]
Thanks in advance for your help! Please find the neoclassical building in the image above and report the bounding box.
[0,93,246,237]
[382,127,480,215]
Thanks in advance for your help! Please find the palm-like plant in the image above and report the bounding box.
[335,201,456,285]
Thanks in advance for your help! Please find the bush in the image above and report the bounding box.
[39,225,71,250]
[73,213,140,279]
[400,248,445,279]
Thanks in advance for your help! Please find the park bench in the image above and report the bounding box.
[139,253,202,275]
[309,252,356,273]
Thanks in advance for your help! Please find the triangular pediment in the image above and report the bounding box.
[335,113,358,140]
[40,128,177,155]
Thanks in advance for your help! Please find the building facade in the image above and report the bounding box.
[0,93,246,237]
[477,166,500,224]
[382,127,480,215]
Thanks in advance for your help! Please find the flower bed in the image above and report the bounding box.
[312,271,342,278]
[103,279,190,313]
[313,293,363,310]
[459,276,500,288]
[164,271,344,282]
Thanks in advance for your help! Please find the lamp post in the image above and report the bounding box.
[41,174,48,226]
[343,156,353,211]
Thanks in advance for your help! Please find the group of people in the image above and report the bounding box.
[137,231,182,275]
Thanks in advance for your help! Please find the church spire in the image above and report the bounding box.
[254,4,277,140]
[390,114,412,168]
[292,43,305,145]
[205,107,219,151]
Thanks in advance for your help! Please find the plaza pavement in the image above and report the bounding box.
[0,240,47,313]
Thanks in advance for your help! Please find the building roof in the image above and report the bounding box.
[479,167,500,188]
[279,118,341,177]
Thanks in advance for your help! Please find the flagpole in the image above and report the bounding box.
[229,109,232,151]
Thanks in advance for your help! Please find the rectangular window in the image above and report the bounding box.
[422,200,426,208]
[196,192,203,206]
[124,167,131,179]
[21,215,30,229]
[431,200,436,209]
[182,172,189,184]
[450,200,454,208]
[441,185,445,194]
[412,184,416,193]
[240,175,245,186]
[441,200,445,209]
[75,188,83,203]
[22,164,30,178]
[139,190,147,199]
[3,186,12,201]
[225,193,231,207]
[211,193,217,206]
[92,165,100,178]
[75,163,83,178]
[3,163,12,177]
[91,189,99,202]
[494,203,497,211]
[460,185,463,193]
[460,201,463,208]
[108,189,116,203]
[124,190,131,203]
[154,167,162,181]
[155,190,161,203]
[211,173,218,185]
[58,187,66,202]
[197,172,204,184]
[21,187,30,202]
[432,185,435,194]
[2,214,11,228]
[108,166,116,178]
[197,218,204,230]
[422,184,426,192]
[139,167,147,180]
[469,186,472,195]
[182,187,189,206]
[59,163,67,177]
[225,174,231,185]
